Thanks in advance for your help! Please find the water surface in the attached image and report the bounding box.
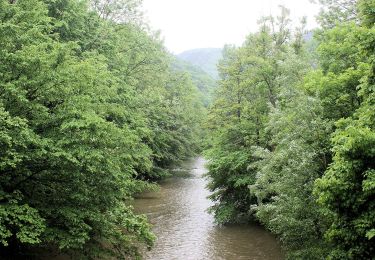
[134,157,284,260]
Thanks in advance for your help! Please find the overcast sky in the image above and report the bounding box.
[142,0,321,54]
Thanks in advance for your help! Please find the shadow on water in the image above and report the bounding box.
[133,157,284,260]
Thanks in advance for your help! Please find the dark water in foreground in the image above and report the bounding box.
[133,157,284,260]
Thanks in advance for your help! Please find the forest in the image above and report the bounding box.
[0,0,374,259]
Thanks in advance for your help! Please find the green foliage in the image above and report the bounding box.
[206,7,308,229]
[314,3,375,258]
[315,107,375,258]
[0,107,46,247]
[359,0,375,27]
[172,58,216,106]
[252,93,333,259]
[314,0,358,28]
[206,145,256,224]
[206,1,374,259]
[0,0,205,258]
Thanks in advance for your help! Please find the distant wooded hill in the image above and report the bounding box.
[172,58,216,106]
[178,48,222,79]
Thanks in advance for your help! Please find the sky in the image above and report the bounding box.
[142,0,321,54]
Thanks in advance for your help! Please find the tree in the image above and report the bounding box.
[314,1,375,258]
[252,90,333,259]
[312,0,358,28]
[205,1,374,259]
[205,7,305,224]
[0,0,205,258]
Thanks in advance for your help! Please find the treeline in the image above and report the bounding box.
[205,0,374,259]
[0,0,204,258]
[173,58,217,107]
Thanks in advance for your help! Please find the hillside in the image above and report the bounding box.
[172,58,216,106]
[178,48,222,79]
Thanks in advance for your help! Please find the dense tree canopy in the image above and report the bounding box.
[205,0,374,259]
[0,0,206,258]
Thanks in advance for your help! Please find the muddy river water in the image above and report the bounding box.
[133,157,284,260]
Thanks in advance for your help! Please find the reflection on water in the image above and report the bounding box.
[133,157,284,260]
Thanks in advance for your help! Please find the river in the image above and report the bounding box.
[133,157,284,260]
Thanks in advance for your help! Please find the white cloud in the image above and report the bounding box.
[142,0,321,54]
